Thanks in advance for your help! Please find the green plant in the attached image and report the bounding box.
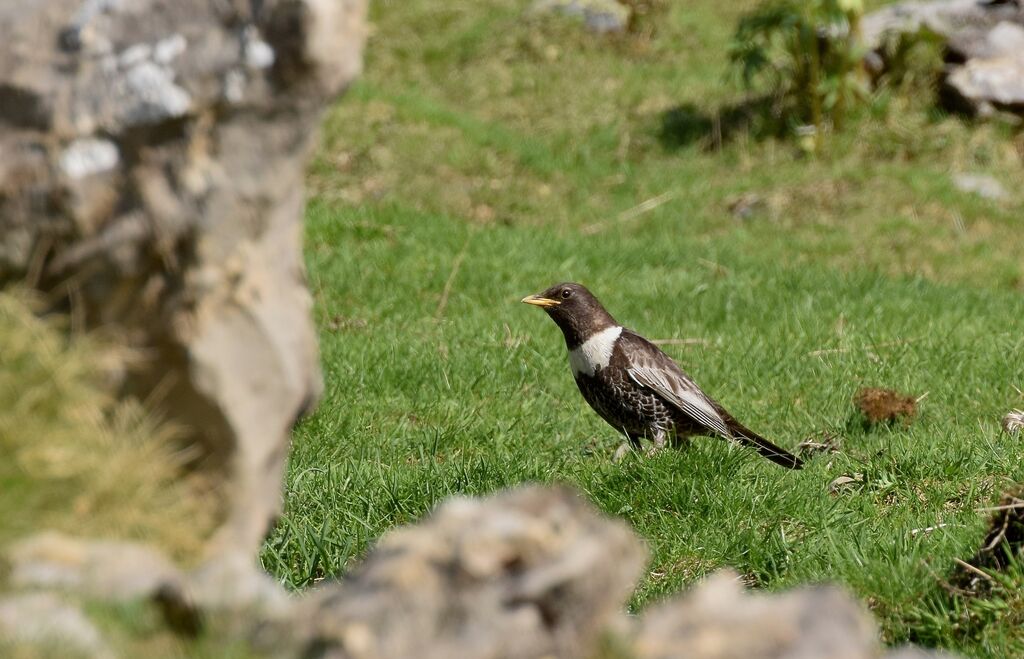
[729,0,869,148]
[875,27,946,95]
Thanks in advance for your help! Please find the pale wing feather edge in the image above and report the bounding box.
[626,363,733,439]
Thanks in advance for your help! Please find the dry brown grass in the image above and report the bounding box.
[0,289,215,563]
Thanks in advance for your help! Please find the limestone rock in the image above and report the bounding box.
[861,0,1024,115]
[6,532,290,625]
[287,485,954,658]
[185,551,292,618]
[952,172,1009,200]
[958,20,1024,59]
[8,532,183,602]
[861,0,1024,55]
[631,571,875,659]
[531,0,631,34]
[4,488,957,658]
[0,0,367,560]
[297,485,647,659]
[946,53,1024,114]
[0,593,114,659]
[630,570,954,659]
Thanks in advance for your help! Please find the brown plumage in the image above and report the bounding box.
[522,282,802,469]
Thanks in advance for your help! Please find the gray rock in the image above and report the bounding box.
[861,0,1024,115]
[6,531,292,634]
[965,20,1024,59]
[4,488,956,659]
[185,551,292,618]
[946,55,1024,113]
[0,593,114,659]
[726,192,765,220]
[59,138,120,179]
[630,570,953,659]
[952,172,1009,200]
[8,532,183,602]
[531,0,631,34]
[861,0,1023,55]
[284,485,955,659]
[0,0,367,563]
[297,485,646,659]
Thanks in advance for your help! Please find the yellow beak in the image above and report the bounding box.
[521,294,561,308]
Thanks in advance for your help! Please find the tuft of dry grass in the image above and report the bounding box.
[0,289,214,563]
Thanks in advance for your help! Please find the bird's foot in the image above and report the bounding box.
[644,431,668,457]
[643,443,665,458]
[612,442,633,463]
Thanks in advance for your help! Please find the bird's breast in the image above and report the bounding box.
[568,325,623,377]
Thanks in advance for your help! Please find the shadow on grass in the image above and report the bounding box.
[658,95,788,151]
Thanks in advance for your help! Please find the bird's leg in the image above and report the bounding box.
[644,428,668,457]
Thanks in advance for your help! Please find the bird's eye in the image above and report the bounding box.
[560,288,573,299]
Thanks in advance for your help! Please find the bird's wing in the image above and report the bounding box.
[624,344,733,439]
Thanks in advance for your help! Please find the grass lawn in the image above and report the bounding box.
[263,1,1024,656]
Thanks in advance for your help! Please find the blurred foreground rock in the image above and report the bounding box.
[292,487,955,659]
[862,0,1024,115]
[0,0,366,561]
[630,570,959,659]
[8,532,183,603]
[7,532,289,621]
[295,488,958,659]
[4,486,955,658]
[0,593,114,659]
[297,486,645,659]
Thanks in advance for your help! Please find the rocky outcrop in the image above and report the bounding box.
[629,570,954,659]
[862,0,1024,115]
[862,0,1024,56]
[5,486,955,658]
[296,486,645,659]
[0,593,115,659]
[281,486,955,659]
[0,0,367,561]
[288,487,956,659]
[8,532,184,603]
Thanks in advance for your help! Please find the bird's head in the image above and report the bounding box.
[521,282,617,348]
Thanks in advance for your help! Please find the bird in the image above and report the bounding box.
[522,282,803,469]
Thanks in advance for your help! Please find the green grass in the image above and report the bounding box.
[265,0,1024,656]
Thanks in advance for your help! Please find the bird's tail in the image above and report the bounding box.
[728,422,803,470]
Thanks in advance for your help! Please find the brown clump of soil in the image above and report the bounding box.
[951,488,1024,595]
[854,387,917,425]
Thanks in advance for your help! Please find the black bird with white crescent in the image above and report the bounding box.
[522,282,802,469]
